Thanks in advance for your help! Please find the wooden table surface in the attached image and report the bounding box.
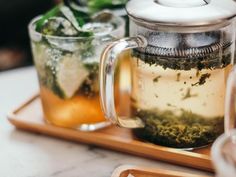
[0,66,213,177]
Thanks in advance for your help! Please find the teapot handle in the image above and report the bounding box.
[225,66,236,133]
[99,36,147,128]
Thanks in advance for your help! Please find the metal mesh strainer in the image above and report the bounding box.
[132,31,232,70]
[135,31,232,58]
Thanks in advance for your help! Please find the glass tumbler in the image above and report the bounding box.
[29,14,125,131]
[212,130,236,177]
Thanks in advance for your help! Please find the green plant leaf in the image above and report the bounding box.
[88,0,127,12]
[36,5,62,32]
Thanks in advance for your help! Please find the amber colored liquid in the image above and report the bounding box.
[40,86,105,128]
[131,58,232,118]
[39,51,131,129]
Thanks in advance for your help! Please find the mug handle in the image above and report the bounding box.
[99,36,147,128]
[225,66,236,133]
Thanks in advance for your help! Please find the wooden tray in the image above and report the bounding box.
[7,95,213,172]
[111,165,211,177]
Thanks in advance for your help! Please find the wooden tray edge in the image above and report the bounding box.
[111,165,211,177]
[8,94,39,116]
[7,95,214,173]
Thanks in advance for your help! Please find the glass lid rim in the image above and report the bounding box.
[128,15,234,32]
[126,0,236,28]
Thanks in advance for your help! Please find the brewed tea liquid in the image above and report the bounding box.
[131,48,232,148]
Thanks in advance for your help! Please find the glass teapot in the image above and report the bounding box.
[100,0,236,149]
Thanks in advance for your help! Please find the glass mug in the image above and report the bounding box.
[100,0,236,148]
[211,130,236,177]
[29,12,125,131]
[217,64,236,177]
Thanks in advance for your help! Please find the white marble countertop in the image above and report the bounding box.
[0,66,213,177]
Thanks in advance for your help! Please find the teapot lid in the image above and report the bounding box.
[126,0,236,27]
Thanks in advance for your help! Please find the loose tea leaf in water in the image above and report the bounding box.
[182,88,198,100]
[192,73,211,86]
[134,109,224,148]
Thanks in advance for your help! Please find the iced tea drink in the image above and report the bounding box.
[29,5,125,130]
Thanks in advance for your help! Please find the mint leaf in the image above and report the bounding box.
[71,9,90,26]
[88,0,126,11]
[36,5,62,32]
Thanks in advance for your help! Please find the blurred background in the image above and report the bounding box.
[0,0,128,72]
[0,0,58,71]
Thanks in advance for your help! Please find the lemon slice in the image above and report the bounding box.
[56,54,89,98]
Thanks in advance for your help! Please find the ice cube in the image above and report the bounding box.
[46,37,88,52]
[91,10,125,38]
[92,10,113,22]
[41,17,81,51]
[41,17,78,36]
[82,22,113,36]
[60,6,81,31]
